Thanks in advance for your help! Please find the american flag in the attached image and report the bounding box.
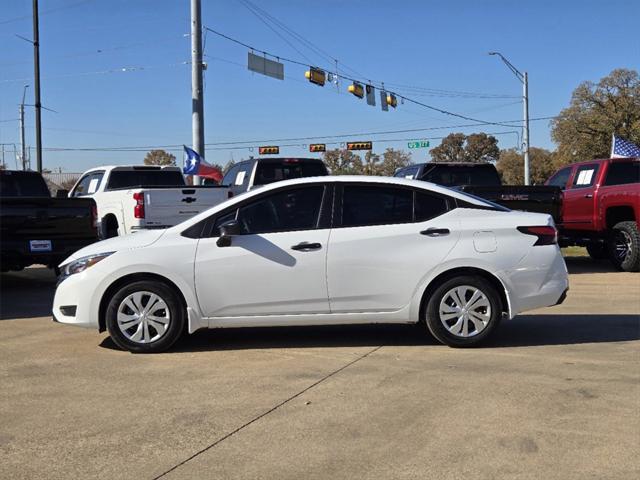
[611,135,640,158]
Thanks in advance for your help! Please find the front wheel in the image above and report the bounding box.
[105,280,185,353]
[608,221,640,272]
[425,275,503,347]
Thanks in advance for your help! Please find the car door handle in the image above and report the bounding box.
[584,194,593,198]
[420,228,450,237]
[291,242,322,251]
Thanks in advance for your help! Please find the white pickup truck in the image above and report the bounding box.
[69,165,229,237]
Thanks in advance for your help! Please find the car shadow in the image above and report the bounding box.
[0,268,57,320]
[98,314,640,352]
[563,256,619,274]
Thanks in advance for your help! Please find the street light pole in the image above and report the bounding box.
[190,0,205,186]
[489,52,530,185]
[19,85,29,171]
[32,0,43,173]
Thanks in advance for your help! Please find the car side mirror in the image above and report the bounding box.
[56,189,69,198]
[216,219,241,247]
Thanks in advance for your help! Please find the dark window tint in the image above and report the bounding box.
[342,186,413,227]
[415,192,449,221]
[106,170,185,189]
[0,172,50,197]
[235,186,324,234]
[571,164,599,188]
[547,167,572,188]
[421,165,500,187]
[604,161,640,186]
[254,161,328,186]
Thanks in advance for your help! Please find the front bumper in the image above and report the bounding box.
[52,268,100,329]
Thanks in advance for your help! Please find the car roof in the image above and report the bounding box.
[173,175,495,231]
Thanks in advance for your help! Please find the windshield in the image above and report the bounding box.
[0,172,50,197]
[254,161,328,186]
[421,164,500,187]
[106,170,186,189]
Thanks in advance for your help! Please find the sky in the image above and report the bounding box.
[1,0,638,173]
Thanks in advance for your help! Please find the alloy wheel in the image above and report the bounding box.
[614,230,632,262]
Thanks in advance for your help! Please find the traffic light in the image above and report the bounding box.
[346,141,372,151]
[309,144,326,153]
[348,82,364,99]
[305,67,326,86]
[386,93,398,108]
[259,146,279,155]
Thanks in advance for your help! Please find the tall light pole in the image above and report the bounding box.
[489,52,530,185]
[19,85,29,170]
[190,0,205,186]
[32,0,43,173]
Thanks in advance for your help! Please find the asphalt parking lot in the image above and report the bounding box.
[1,256,639,480]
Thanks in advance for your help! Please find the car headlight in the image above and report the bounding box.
[59,252,115,280]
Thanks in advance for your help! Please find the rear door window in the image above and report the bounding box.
[571,164,599,189]
[604,161,640,186]
[415,192,449,221]
[341,185,413,227]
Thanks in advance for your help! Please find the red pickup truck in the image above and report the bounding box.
[546,157,640,271]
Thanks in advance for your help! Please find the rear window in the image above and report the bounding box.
[604,161,640,186]
[0,172,50,197]
[254,160,328,186]
[106,170,185,190]
[421,164,500,187]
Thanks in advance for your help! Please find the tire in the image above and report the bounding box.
[586,242,607,260]
[101,216,119,239]
[607,221,640,272]
[425,275,503,347]
[105,280,185,353]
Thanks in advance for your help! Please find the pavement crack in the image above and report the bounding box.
[152,346,382,480]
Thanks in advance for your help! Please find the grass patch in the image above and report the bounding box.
[562,246,588,257]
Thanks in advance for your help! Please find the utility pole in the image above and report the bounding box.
[32,0,43,173]
[19,85,29,171]
[191,0,204,186]
[488,52,530,185]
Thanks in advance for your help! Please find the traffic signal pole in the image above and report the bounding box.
[190,0,204,186]
[32,0,42,173]
[523,72,530,186]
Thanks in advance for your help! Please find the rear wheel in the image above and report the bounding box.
[425,275,503,347]
[608,221,640,272]
[105,280,185,353]
[586,242,607,260]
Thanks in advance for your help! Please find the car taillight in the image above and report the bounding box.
[517,226,557,246]
[133,192,145,219]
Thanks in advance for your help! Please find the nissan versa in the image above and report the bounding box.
[53,176,569,353]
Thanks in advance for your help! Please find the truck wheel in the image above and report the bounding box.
[608,221,640,272]
[586,242,607,260]
[424,275,503,347]
[105,280,185,353]
[101,216,119,238]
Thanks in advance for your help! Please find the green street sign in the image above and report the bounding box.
[408,140,430,149]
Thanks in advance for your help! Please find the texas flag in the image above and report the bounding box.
[183,146,223,183]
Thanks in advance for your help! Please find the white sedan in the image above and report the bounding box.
[53,176,569,353]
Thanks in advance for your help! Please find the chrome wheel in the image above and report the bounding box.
[614,230,632,262]
[117,291,171,344]
[439,285,491,338]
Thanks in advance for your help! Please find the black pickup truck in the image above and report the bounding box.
[1,170,98,273]
[395,162,562,223]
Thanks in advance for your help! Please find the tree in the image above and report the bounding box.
[144,149,176,166]
[497,147,557,185]
[429,132,499,163]
[362,151,382,175]
[379,148,412,176]
[322,149,363,175]
[551,68,640,165]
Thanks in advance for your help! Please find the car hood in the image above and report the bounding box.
[59,229,167,266]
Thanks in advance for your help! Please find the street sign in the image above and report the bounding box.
[366,84,376,106]
[408,141,430,149]
[247,52,284,80]
[380,90,388,111]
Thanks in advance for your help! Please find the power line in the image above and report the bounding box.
[202,27,521,128]
[0,0,95,25]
